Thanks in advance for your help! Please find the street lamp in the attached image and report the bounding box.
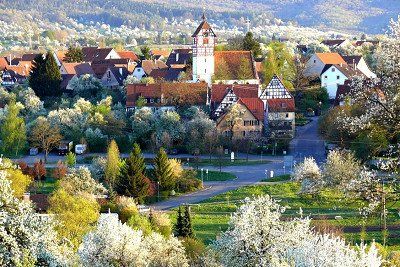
[201,168,204,187]
[265,169,268,180]
[157,181,160,202]
[206,169,209,181]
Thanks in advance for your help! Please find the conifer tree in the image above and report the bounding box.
[174,206,184,237]
[64,46,84,63]
[29,54,46,96]
[242,32,261,57]
[116,143,150,202]
[182,205,194,238]
[153,148,175,191]
[44,51,62,96]
[105,140,121,190]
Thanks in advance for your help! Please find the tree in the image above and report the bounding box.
[292,157,323,195]
[182,205,194,238]
[60,167,107,196]
[105,140,121,190]
[242,32,261,57]
[69,74,104,98]
[65,152,76,167]
[141,45,151,60]
[64,46,83,63]
[48,188,100,250]
[174,206,184,237]
[29,52,62,97]
[29,117,62,163]
[0,101,26,156]
[214,57,233,80]
[213,195,381,267]
[263,42,295,89]
[116,143,150,202]
[53,160,67,180]
[236,57,254,80]
[29,54,46,97]
[78,215,188,267]
[153,148,175,191]
[0,158,31,198]
[0,169,75,266]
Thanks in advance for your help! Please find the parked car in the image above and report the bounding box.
[58,141,73,156]
[75,144,87,155]
[29,148,38,156]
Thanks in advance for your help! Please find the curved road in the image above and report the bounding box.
[151,117,325,210]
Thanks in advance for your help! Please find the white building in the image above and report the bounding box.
[192,14,216,85]
[321,64,364,99]
[342,56,376,78]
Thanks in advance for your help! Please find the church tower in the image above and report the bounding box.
[192,13,216,85]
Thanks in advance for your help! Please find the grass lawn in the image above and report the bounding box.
[196,170,236,181]
[30,178,58,194]
[170,177,400,248]
[261,174,291,182]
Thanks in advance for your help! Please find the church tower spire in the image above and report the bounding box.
[192,13,216,85]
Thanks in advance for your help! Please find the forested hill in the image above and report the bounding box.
[1,0,399,33]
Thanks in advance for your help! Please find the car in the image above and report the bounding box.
[75,144,87,155]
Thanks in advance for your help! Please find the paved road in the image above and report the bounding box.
[151,117,326,210]
[289,117,326,164]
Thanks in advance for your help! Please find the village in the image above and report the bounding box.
[0,11,399,267]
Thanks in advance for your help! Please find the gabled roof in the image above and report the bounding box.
[60,74,75,90]
[214,51,258,80]
[321,39,347,47]
[211,84,259,103]
[5,65,29,76]
[267,98,295,113]
[342,56,362,66]
[150,68,185,82]
[261,75,293,99]
[82,47,115,62]
[315,53,346,65]
[151,49,171,58]
[353,40,380,47]
[192,17,216,37]
[238,98,264,121]
[0,57,8,70]
[11,57,22,66]
[107,67,129,86]
[62,62,95,76]
[117,51,139,62]
[21,53,42,61]
[334,82,351,106]
[140,60,168,75]
[166,49,192,67]
[55,51,67,62]
[321,64,364,78]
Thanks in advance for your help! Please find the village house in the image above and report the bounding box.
[342,56,376,78]
[321,39,353,50]
[260,75,296,138]
[320,63,365,99]
[100,67,129,89]
[59,62,95,90]
[166,48,192,69]
[304,52,346,78]
[150,49,171,61]
[82,47,120,62]
[132,60,168,80]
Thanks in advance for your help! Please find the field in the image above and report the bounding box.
[170,177,400,250]
[195,170,236,181]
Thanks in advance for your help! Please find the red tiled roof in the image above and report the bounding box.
[214,51,257,80]
[21,53,41,62]
[6,65,29,76]
[82,47,115,62]
[141,60,168,75]
[267,98,295,112]
[151,49,171,58]
[118,51,139,62]
[238,98,264,121]
[211,84,259,103]
[0,57,8,70]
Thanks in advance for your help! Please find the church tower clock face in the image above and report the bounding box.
[192,14,216,85]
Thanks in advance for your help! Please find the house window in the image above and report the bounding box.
[332,68,336,72]
[324,76,327,79]
[150,99,154,103]
[337,76,340,80]
[205,68,207,73]
[286,113,289,118]
[242,131,246,137]
[313,60,316,63]
[205,59,207,63]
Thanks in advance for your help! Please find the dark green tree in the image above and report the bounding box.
[116,143,150,202]
[44,52,62,96]
[182,205,194,238]
[243,32,261,57]
[29,52,62,97]
[29,54,46,96]
[64,46,84,63]
[153,148,175,191]
[140,46,151,60]
[174,206,184,237]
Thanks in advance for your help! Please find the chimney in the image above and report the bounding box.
[176,53,179,62]
[352,59,356,69]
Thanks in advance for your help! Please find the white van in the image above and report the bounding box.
[75,144,87,155]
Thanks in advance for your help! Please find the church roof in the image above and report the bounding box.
[192,16,216,37]
[214,51,258,80]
